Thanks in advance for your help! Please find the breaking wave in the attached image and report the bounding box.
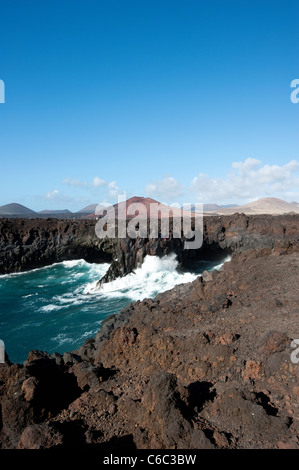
[0,254,230,363]
[86,253,199,301]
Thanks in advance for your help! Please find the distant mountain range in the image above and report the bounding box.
[0,198,195,220]
[39,209,73,215]
[78,204,99,214]
[0,203,87,219]
[195,203,239,212]
[0,197,298,219]
[203,197,299,215]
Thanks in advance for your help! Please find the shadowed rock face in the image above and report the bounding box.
[0,214,298,281]
[0,218,116,274]
[0,215,299,449]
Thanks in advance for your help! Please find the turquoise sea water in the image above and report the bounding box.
[0,254,229,364]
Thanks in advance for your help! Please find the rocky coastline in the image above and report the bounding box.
[1,213,298,280]
[0,214,298,449]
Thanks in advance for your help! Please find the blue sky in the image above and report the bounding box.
[0,0,298,211]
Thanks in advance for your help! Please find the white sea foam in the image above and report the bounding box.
[86,254,196,302]
[0,266,48,278]
[51,333,74,346]
[86,262,110,277]
[1,253,232,362]
[212,255,231,271]
[52,295,86,307]
[41,304,64,313]
[0,259,109,279]
[87,254,232,302]
[62,259,85,268]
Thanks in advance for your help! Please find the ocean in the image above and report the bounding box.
[0,254,229,364]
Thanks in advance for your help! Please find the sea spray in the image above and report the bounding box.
[86,253,198,301]
[0,254,230,363]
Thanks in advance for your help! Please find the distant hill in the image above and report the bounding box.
[221,204,240,208]
[78,204,99,214]
[106,196,196,219]
[205,197,299,215]
[80,197,181,219]
[202,203,239,211]
[203,204,221,211]
[38,209,73,214]
[0,203,37,216]
[84,196,197,220]
[188,203,239,213]
[113,196,160,218]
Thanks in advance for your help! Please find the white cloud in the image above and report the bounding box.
[145,176,183,201]
[108,181,121,198]
[62,176,121,200]
[63,176,107,188]
[43,189,90,207]
[92,176,106,187]
[63,177,88,188]
[231,158,262,171]
[191,158,299,203]
[46,189,59,199]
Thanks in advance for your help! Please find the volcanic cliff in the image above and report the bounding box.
[0,215,298,449]
[0,213,298,279]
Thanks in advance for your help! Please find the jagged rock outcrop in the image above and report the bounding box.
[98,213,299,284]
[0,241,299,449]
[0,214,298,284]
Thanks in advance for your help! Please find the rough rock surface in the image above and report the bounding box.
[0,236,299,449]
[0,218,116,274]
[1,214,298,283]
